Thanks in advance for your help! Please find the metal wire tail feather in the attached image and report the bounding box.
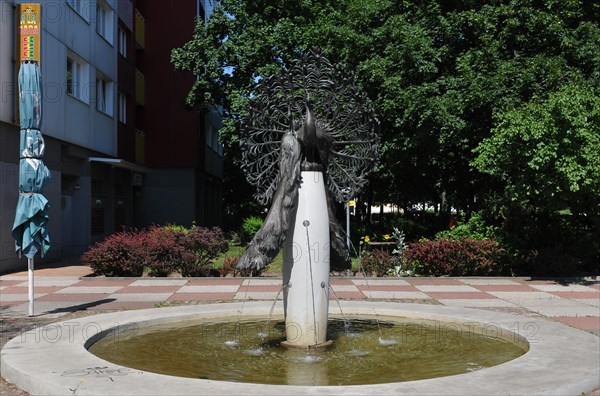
[237,48,380,272]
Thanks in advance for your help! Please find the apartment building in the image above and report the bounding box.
[0,0,223,273]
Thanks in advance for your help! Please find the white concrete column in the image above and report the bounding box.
[282,171,331,347]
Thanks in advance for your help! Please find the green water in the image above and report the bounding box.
[89,316,528,386]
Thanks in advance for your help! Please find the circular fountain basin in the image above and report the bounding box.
[2,301,599,395]
[88,316,527,385]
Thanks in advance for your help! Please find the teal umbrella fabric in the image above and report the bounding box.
[12,62,50,259]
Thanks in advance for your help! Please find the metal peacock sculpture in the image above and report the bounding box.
[237,48,380,272]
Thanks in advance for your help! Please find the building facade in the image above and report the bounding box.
[0,0,223,273]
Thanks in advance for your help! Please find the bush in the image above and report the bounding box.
[240,216,264,245]
[179,226,229,277]
[82,230,145,277]
[221,255,240,277]
[144,225,187,276]
[82,224,230,277]
[360,249,398,277]
[405,237,505,276]
[436,212,500,241]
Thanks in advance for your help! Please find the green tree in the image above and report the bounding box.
[474,83,600,218]
[172,1,600,271]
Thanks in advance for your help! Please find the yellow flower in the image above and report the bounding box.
[384,234,391,240]
[364,235,370,243]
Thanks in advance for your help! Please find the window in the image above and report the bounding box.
[96,74,113,115]
[66,0,81,13]
[66,0,89,21]
[96,1,113,44]
[118,92,127,123]
[118,26,127,57]
[67,54,89,102]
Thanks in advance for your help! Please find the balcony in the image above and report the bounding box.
[135,69,145,106]
[135,129,145,164]
[134,8,145,49]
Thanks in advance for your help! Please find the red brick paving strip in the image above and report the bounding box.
[330,279,355,285]
[408,278,464,285]
[0,280,24,287]
[72,280,135,287]
[187,279,243,286]
[549,291,600,299]
[425,292,497,299]
[113,286,182,294]
[242,285,282,292]
[88,301,161,310]
[36,293,108,302]
[328,291,365,300]
[553,316,600,331]
[2,286,66,294]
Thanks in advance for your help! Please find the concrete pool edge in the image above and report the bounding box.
[2,301,599,395]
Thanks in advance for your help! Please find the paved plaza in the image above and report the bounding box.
[1,266,598,335]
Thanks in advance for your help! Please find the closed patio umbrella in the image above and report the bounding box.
[12,61,50,317]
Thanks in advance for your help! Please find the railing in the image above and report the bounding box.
[135,69,145,106]
[134,8,145,49]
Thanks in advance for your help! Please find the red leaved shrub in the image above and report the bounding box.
[180,227,229,277]
[144,225,187,276]
[82,225,230,277]
[82,230,146,277]
[360,249,395,277]
[405,238,505,276]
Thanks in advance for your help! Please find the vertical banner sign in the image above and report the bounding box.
[18,4,41,63]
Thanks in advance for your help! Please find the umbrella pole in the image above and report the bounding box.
[28,257,34,317]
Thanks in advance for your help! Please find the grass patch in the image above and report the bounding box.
[213,245,284,274]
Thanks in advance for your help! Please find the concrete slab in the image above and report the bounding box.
[486,291,556,299]
[496,296,586,307]
[2,302,598,395]
[242,279,282,286]
[437,299,517,308]
[363,291,431,299]
[528,306,600,317]
[425,292,496,299]
[234,292,281,300]
[530,284,597,292]
[474,284,536,292]
[107,293,174,302]
[0,293,48,301]
[167,293,235,301]
[576,299,600,307]
[15,279,80,287]
[178,285,239,293]
[329,285,359,292]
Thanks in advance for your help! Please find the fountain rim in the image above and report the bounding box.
[2,301,599,395]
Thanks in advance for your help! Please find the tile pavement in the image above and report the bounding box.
[1,273,598,334]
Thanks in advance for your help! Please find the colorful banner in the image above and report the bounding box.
[18,4,41,63]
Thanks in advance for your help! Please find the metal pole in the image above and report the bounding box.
[346,201,350,250]
[28,257,34,316]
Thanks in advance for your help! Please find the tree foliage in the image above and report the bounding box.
[172,0,600,272]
